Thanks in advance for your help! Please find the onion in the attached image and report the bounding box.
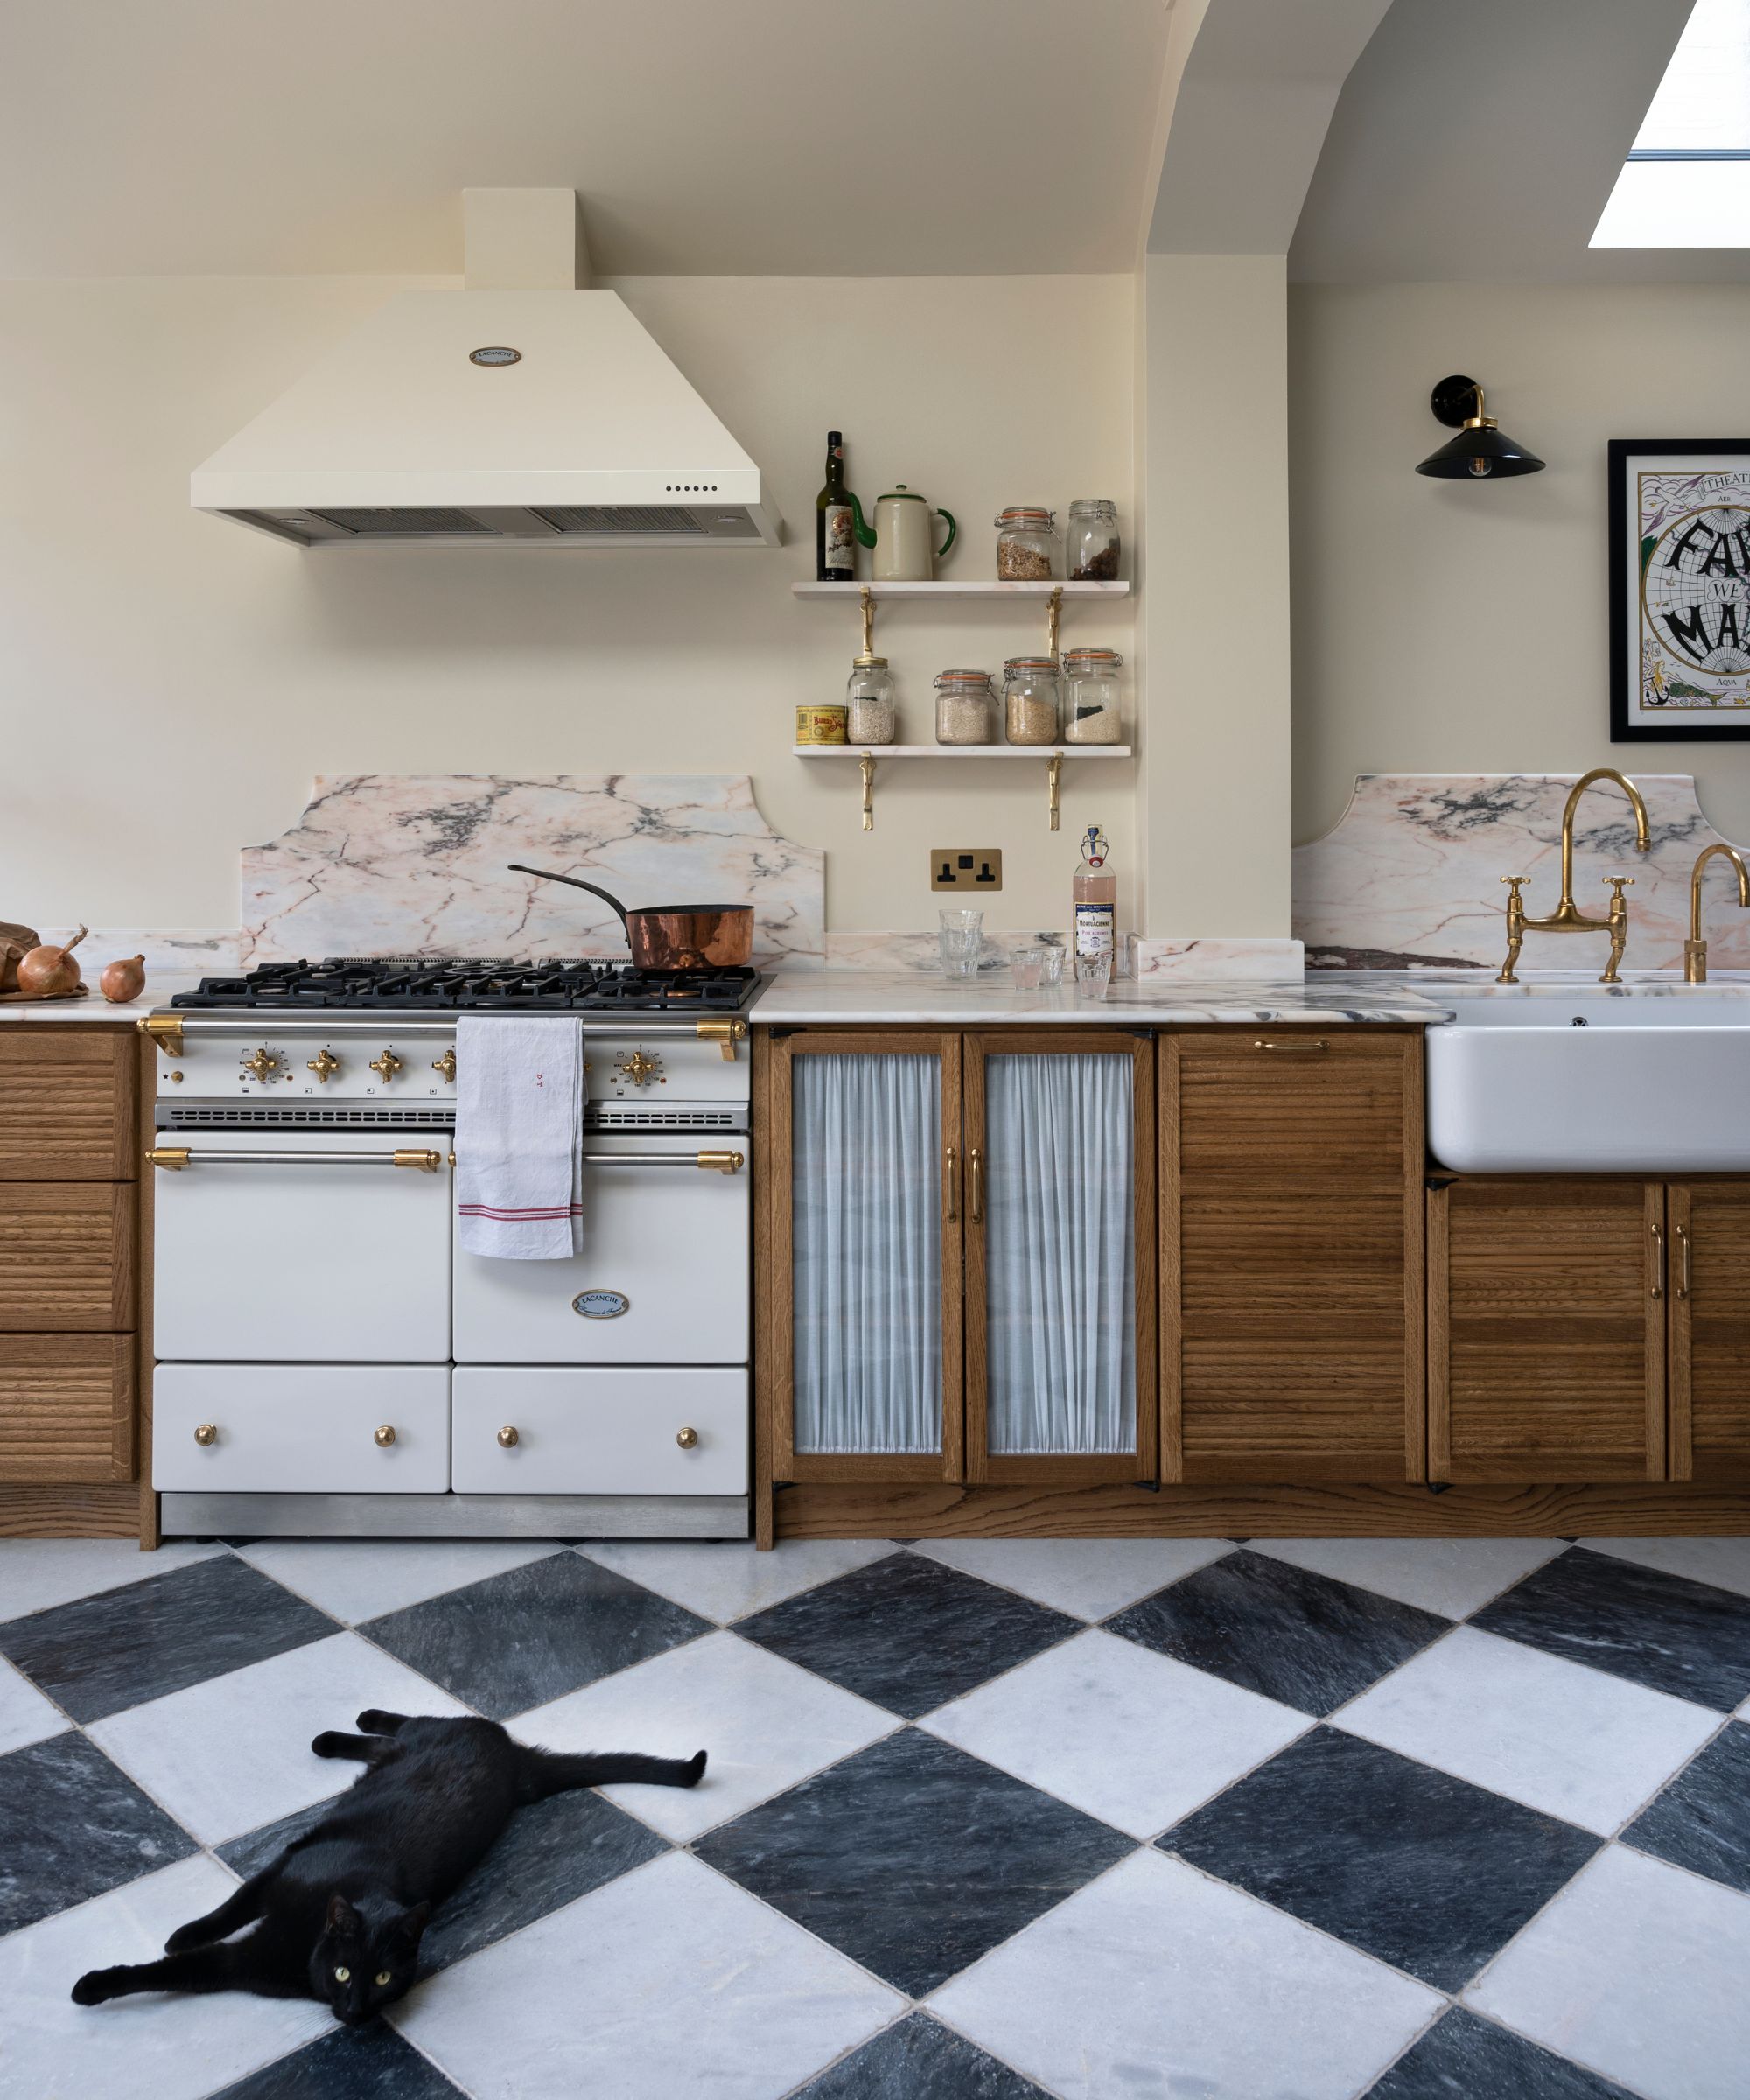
[100,954,146,1004]
[17,924,88,998]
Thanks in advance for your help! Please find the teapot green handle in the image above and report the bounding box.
[934,508,958,563]
[849,491,876,550]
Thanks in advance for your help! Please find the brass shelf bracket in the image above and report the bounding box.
[1046,751,1063,832]
[858,584,875,660]
[1045,584,1063,662]
[859,749,877,831]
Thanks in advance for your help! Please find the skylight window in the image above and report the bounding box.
[1592,0,1750,247]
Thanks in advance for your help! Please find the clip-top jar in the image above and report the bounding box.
[995,507,1059,582]
[1066,499,1120,581]
[934,669,997,746]
[1001,656,1060,745]
[1061,648,1124,744]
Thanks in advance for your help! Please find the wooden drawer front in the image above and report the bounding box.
[0,1337,134,1483]
[1670,1183,1750,1483]
[154,1364,451,1494]
[452,1367,748,1496]
[1431,1181,1664,1483]
[1165,1032,1420,1484]
[0,1183,134,1331]
[0,1031,136,1180]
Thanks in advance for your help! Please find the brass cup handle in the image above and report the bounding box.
[1675,1222,1691,1300]
[193,1423,218,1446]
[676,1426,699,1450]
[497,1425,520,1448]
[374,1424,396,1448]
[1650,1222,1666,1300]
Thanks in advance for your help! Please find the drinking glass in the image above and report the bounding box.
[1012,947,1047,990]
[938,908,984,979]
[1038,941,1064,987]
[1074,951,1112,999]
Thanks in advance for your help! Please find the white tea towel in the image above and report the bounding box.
[455,1017,584,1259]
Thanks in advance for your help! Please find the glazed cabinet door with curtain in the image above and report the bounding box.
[771,1032,962,1481]
[962,1031,1155,1483]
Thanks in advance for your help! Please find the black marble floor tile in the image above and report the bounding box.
[0,1731,195,1933]
[694,1726,1132,1997]
[220,1764,668,1972]
[1364,2008,1636,2100]
[359,1553,710,1720]
[207,2021,465,2099]
[734,1551,1079,1718]
[793,2013,1047,2099]
[1106,1549,1449,1717]
[1473,1547,1750,1711]
[1620,1719,1750,1895]
[1161,1727,1600,1992]
[0,1554,336,1724]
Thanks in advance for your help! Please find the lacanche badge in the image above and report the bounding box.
[572,1290,630,1320]
[469,346,522,367]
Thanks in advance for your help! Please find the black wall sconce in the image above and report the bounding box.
[1416,374,1545,480]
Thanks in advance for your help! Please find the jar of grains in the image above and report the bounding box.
[1066,499,1120,581]
[1061,647,1124,743]
[934,668,998,745]
[994,507,1060,581]
[1002,656,1060,744]
[845,656,897,744]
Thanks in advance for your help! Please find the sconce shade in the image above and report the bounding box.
[1416,373,1545,480]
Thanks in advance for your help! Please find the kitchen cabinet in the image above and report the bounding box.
[154,1364,451,1494]
[1669,1183,1750,1483]
[1428,1180,1666,1482]
[1161,1030,1424,1484]
[452,1367,748,1496]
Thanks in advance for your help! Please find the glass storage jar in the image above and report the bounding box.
[1061,647,1124,743]
[1001,656,1060,744]
[844,656,897,744]
[1066,499,1120,582]
[995,506,1060,581]
[934,668,998,745]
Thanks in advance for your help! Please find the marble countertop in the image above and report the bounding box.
[0,974,204,1024]
[1316,968,1750,1004]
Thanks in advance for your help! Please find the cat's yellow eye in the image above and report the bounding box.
[332,1966,350,1982]
[374,1970,391,1986]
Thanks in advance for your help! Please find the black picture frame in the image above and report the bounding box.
[1610,438,1750,742]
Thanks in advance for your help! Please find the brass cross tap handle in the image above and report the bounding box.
[431,1046,458,1082]
[306,1048,341,1083]
[241,1046,279,1083]
[368,1048,403,1085]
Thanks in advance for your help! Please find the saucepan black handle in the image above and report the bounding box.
[507,865,633,942]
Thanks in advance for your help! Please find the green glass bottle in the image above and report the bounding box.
[816,431,856,583]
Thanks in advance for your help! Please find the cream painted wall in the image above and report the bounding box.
[1291,280,1750,848]
[0,272,1135,938]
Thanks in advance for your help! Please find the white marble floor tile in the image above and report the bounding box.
[233,1537,565,1622]
[516,1630,898,1843]
[88,1632,467,1844]
[1334,1626,1718,1836]
[391,1850,901,2100]
[1582,1536,1750,1602]
[922,1627,1307,1839]
[911,1537,1234,1620]
[0,1656,67,1757]
[1468,1844,1750,2100]
[931,1849,1440,2100]
[577,1538,895,1623]
[1248,1538,1568,1620]
[0,1854,330,2100]
[0,1539,225,1625]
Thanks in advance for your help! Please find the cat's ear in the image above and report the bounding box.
[326,1894,361,1936]
[390,1900,431,1950]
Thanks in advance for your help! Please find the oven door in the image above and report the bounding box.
[152,1130,452,1362]
[452,1132,750,1365]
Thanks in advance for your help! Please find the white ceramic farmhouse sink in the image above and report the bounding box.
[1426,995,1750,1172]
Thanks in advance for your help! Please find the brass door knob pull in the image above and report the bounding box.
[193,1423,218,1446]
[676,1426,699,1449]
[497,1425,520,1448]
[374,1424,396,1447]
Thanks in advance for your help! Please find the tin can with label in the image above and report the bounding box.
[795,704,849,745]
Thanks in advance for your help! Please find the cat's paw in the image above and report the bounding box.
[72,1966,127,2006]
[682,1749,707,1787]
[311,1730,348,1758]
[164,1922,209,1954]
[356,1709,402,1734]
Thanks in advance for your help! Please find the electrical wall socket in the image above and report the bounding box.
[930,848,1004,892]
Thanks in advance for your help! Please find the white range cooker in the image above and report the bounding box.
[139,958,754,1540]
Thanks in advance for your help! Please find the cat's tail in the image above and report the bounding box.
[518,1746,706,1802]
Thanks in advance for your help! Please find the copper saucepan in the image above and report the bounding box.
[508,865,753,970]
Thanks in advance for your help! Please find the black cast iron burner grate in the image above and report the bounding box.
[171,957,762,1013]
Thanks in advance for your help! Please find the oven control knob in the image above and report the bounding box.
[306,1048,341,1083]
[614,1048,663,1088]
[676,1426,699,1450]
[368,1048,404,1086]
[193,1423,218,1446]
[240,1047,279,1084]
[497,1424,520,1448]
[431,1046,457,1083]
[374,1424,397,1447]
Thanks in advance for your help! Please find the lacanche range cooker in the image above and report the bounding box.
[139,959,756,1539]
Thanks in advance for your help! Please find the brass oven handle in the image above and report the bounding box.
[696,1018,747,1061]
[1254,1039,1329,1053]
[1650,1222,1666,1300]
[970,1146,984,1224]
[944,1144,958,1222]
[497,1425,520,1448]
[676,1426,699,1449]
[1675,1222,1691,1301]
[374,1424,397,1447]
[144,1147,443,1171]
[193,1422,218,1446]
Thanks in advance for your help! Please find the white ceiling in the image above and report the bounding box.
[0,0,1173,279]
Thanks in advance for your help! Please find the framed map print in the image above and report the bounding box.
[1611,439,1750,741]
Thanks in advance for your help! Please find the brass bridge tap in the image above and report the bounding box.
[1497,769,1651,984]
[1684,843,1750,983]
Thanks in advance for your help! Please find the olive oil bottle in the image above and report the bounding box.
[816,431,857,582]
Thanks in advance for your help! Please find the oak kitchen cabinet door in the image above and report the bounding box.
[1668,1182,1750,1483]
[770,1032,963,1482]
[962,1030,1155,1484]
[1429,1180,1666,1482]
[1162,1030,1424,1483]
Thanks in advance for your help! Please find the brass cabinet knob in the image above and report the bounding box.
[497,1424,520,1448]
[374,1424,396,1447]
[431,1046,458,1082]
[307,1047,341,1082]
[193,1422,218,1446]
[368,1048,403,1085]
[676,1426,699,1450]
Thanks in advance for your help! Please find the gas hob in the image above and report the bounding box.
[170,956,762,1013]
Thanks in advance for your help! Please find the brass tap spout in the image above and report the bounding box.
[1684,843,1750,984]
[1496,769,1651,984]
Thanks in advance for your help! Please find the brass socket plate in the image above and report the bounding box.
[931,848,1004,892]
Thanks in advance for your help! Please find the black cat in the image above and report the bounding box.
[72,1710,705,2024]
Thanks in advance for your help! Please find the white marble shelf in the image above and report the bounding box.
[792,744,1132,760]
[791,581,1130,598]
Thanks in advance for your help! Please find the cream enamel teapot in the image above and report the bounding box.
[852,484,958,581]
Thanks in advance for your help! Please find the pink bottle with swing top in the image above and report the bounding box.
[1072,826,1116,998]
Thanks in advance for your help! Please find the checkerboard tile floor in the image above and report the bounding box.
[4,1533,1750,2099]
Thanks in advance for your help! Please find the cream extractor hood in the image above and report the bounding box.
[190,289,783,549]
